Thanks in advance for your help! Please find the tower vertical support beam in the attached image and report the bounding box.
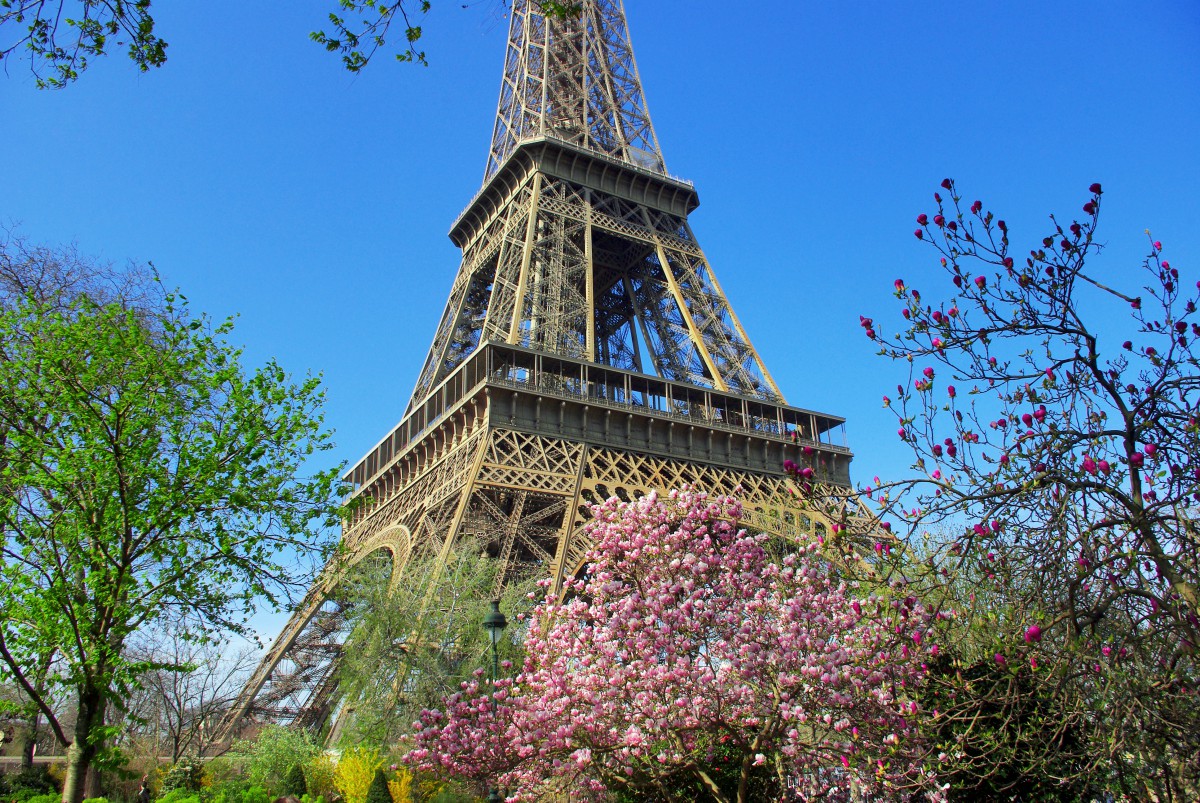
[648,235,728,392]
[584,205,596,361]
[508,173,545,344]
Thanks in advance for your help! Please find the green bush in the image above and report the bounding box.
[7,767,58,796]
[232,725,319,795]
[23,794,61,803]
[158,788,202,803]
[281,763,308,797]
[239,786,271,803]
[364,769,392,803]
[83,797,111,803]
[161,758,206,793]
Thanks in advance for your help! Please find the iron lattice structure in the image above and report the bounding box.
[217,0,855,744]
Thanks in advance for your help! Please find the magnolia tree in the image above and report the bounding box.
[861,180,1200,797]
[405,489,941,803]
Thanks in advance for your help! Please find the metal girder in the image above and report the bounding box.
[222,0,852,745]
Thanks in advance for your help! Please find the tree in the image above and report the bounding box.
[0,263,344,802]
[406,489,939,803]
[333,542,534,746]
[117,627,258,762]
[0,0,580,88]
[861,180,1200,797]
[365,768,393,803]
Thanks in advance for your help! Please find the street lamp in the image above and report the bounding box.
[482,600,508,803]
[482,599,508,682]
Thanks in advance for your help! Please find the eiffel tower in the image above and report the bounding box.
[217,0,854,742]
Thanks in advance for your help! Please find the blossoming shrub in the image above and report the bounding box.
[406,488,939,802]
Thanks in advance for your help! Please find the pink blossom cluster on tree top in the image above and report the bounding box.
[404,489,941,802]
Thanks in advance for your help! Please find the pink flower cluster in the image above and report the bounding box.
[405,489,939,800]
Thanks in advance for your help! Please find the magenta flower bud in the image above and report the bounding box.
[1097,459,1110,473]
[915,229,924,240]
[917,213,928,225]
[947,385,956,398]
[1002,257,1014,269]
[933,214,945,227]
[1153,240,1162,249]
[923,366,935,379]
[898,427,907,440]
[1022,413,1033,427]
[971,200,982,214]
[895,278,905,291]
[1130,452,1144,467]
[1083,201,1096,214]
[941,178,953,190]
[994,653,1007,666]
[1024,625,1042,643]
[1122,340,1132,350]
[1144,443,1158,456]
[1089,182,1102,194]
[975,276,986,288]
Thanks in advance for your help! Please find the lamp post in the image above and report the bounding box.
[482,599,508,802]
[482,599,508,682]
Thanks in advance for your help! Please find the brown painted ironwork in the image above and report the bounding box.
[216,0,857,745]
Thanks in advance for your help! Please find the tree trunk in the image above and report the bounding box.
[19,713,39,769]
[61,687,106,803]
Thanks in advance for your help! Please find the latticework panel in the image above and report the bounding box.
[552,444,844,582]
[476,429,585,495]
[486,0,664,179]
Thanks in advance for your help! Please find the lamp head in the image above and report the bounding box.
[482,599,508,647]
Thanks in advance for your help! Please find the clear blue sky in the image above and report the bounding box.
[4,0,1199,503]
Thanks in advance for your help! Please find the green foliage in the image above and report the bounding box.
[200,782,273,803]
[82,798,111,803]
[157,790,201,803]
[334,544,535,744]
[310,0,578,74]
[364,769,392,803]
[2,0,580,88]
[231,725,321,794]
[302,754,337,801]
[281,763,309,797]
[0,0,166,88]
[4,766,59,796]
[21,794,61,803]
[161,758,206,793]
[0,275,344,799]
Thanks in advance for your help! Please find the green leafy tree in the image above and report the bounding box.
[231,725,322,795]
[281,764,309,798]
[333,542,533,746]
[364,769,392,803]
[0,276,344,802]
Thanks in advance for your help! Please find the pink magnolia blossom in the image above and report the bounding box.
[405,489,939,801]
